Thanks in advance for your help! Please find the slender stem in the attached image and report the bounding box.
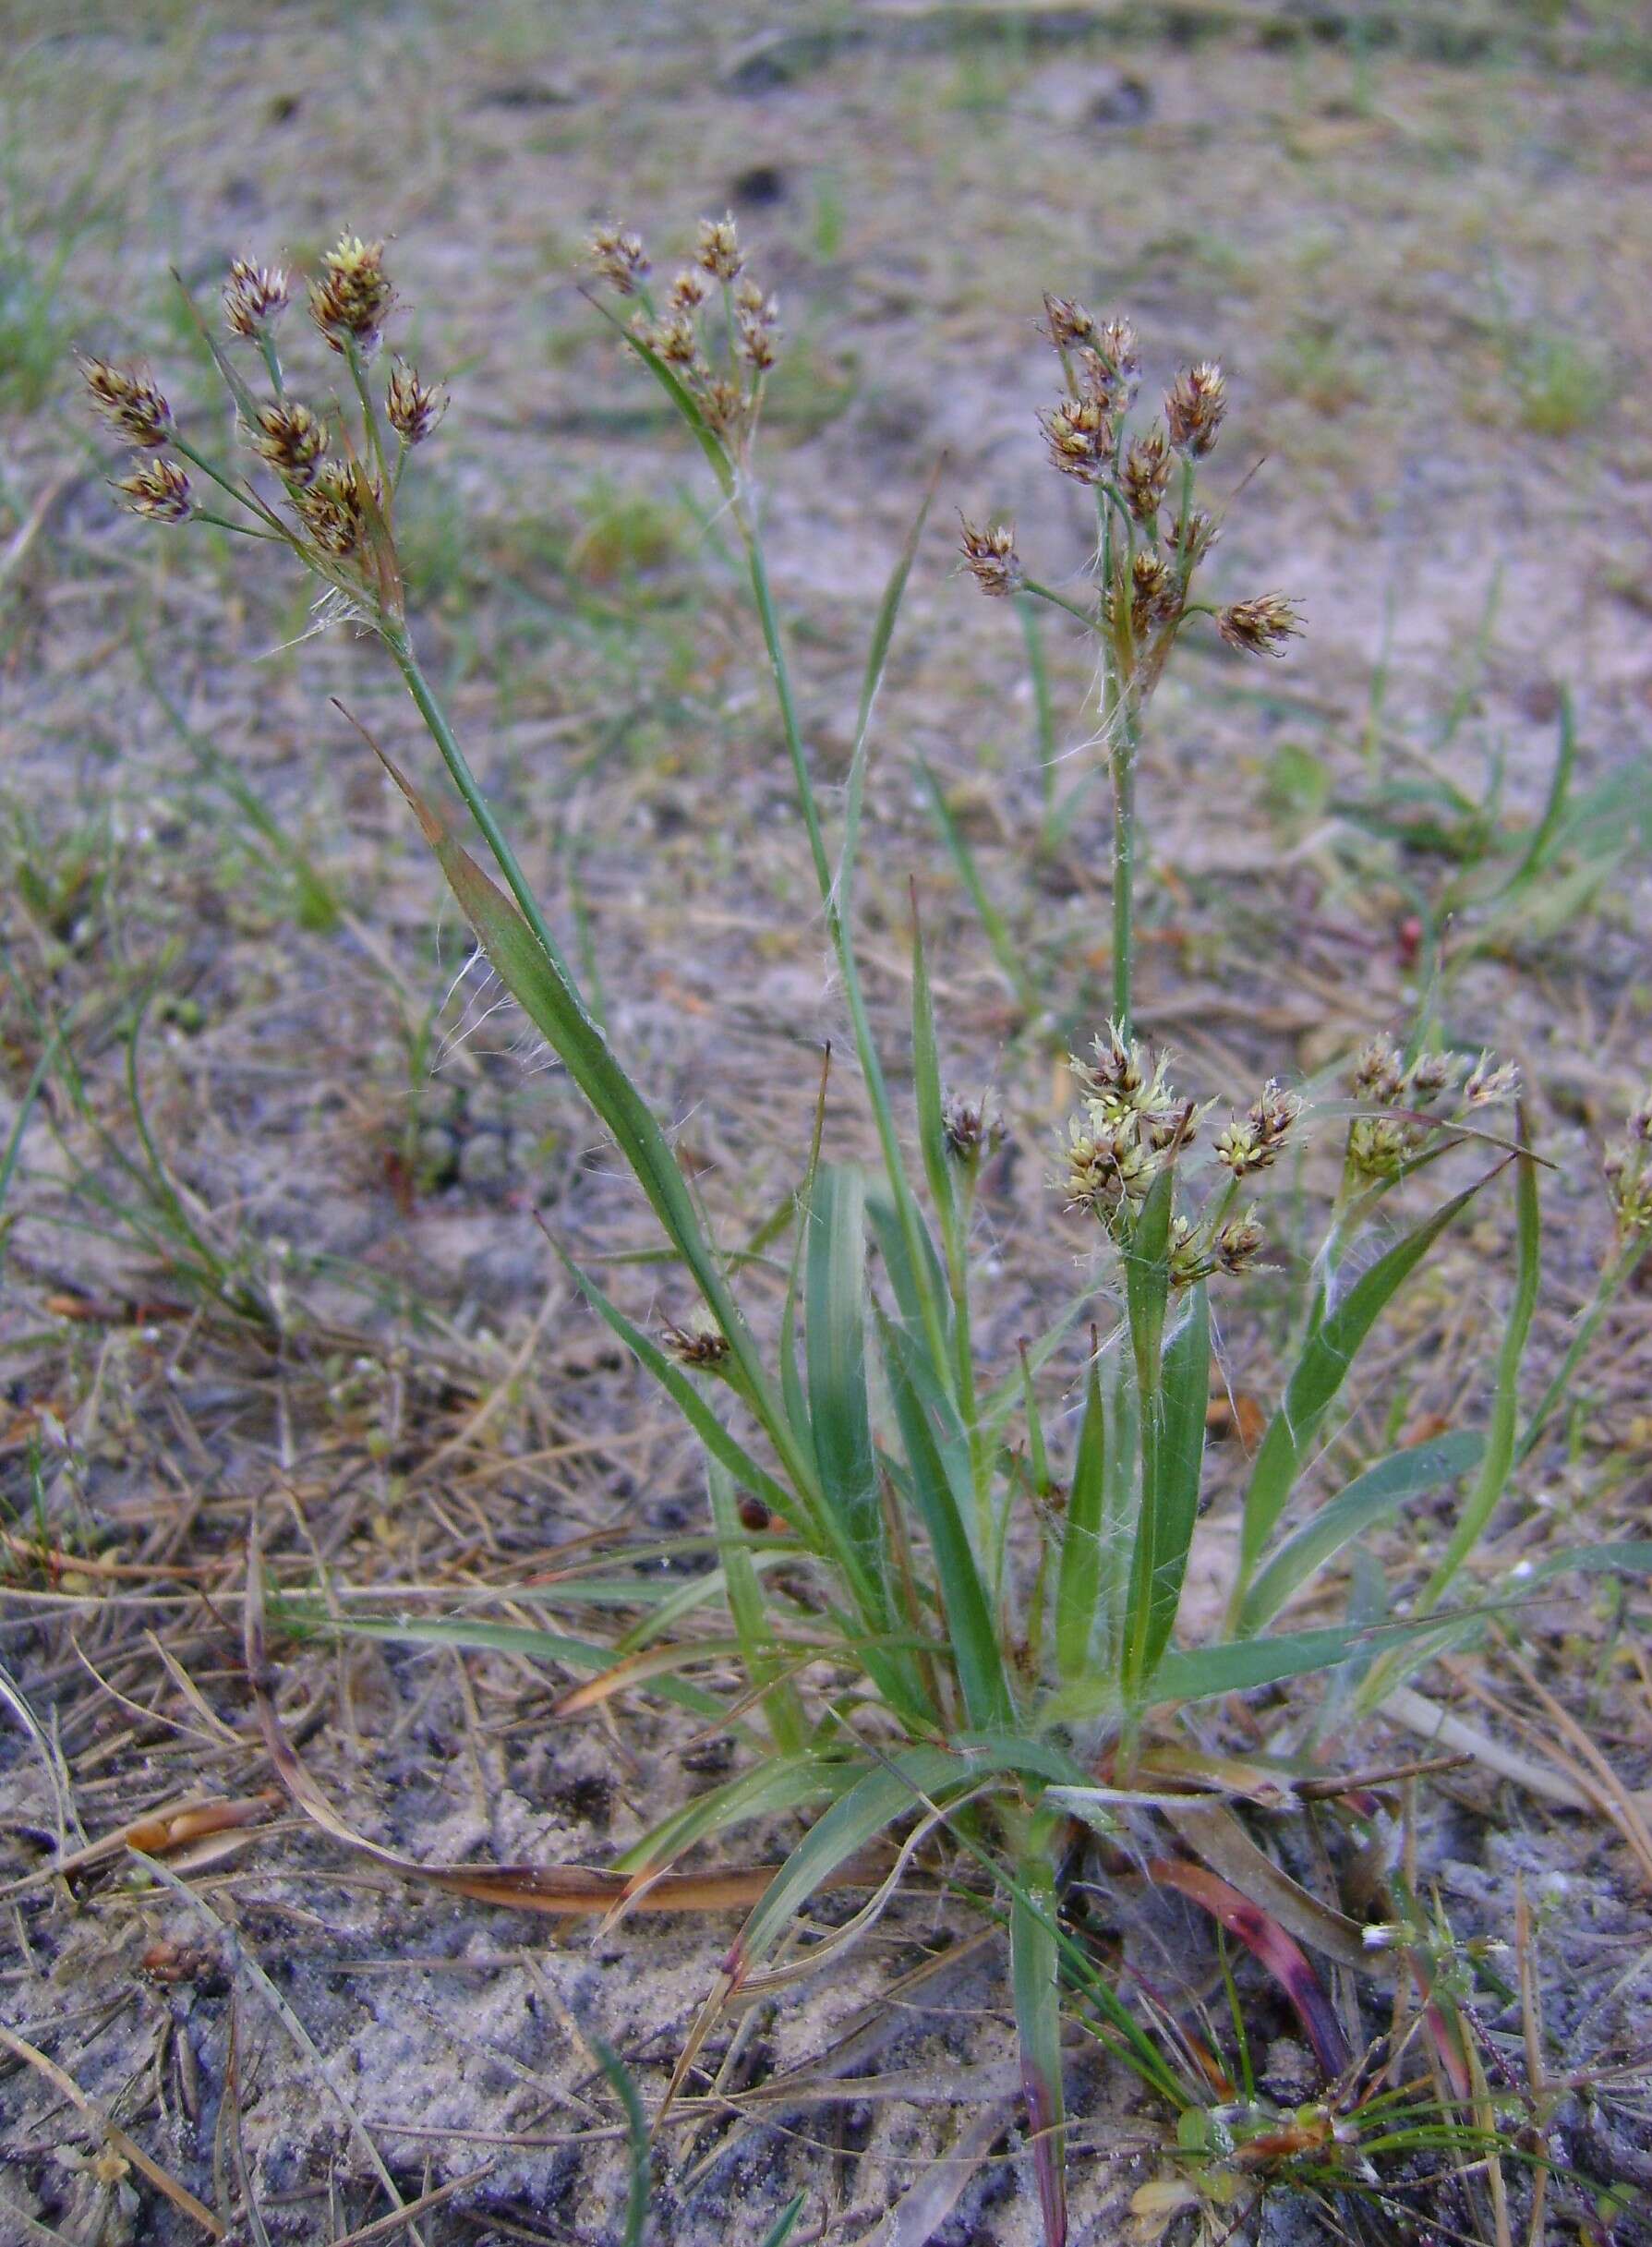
[174,438,287,534]
[383,625,580,991]
[344,336,391,494]
[1022,577,1100,634]
[1516,1234,1650,1466]
[1108,677,1140,1039]
[258,336,285,396]
[739,506,959,1422]
[195,511,282,538]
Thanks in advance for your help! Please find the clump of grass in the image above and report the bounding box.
[83,218,1651,2242]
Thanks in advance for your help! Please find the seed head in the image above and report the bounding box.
[247,398,329,485]
[114,456,192,523]
[1350,1037,1406,1106]
[662,1316,731,1371]
[1063,1114,1158,1221]
[1121,429,1172,523]
[1043,294,1097,352]
[223,258,292,341]
[667,266,710,313]
[1080,317,1140,408]
[1606,1140,1652,1237]
[958,516,1022,598]
[589,221,650,297]
[1406,1051,1459,1105]
[1347,1114,1410,1183]
[386,359,448,445]
[698,378,750,443]
[1175,505,1219,567]
[1217,594,1302,658]
[1216,1079,1299,1176]
[734,278,780,370]
[1464,1052,1520,1106]
[1041,393,1115,483]
[695,213,744,283]
[308,234,395,356]
[1164,360,1227,456]
[80,357,174,449]
[1128,548,1178,633]
[644,311,704,369]
[295,458,374,557]
[942,1093,1000,1165]
[1214,1206,1266,1275]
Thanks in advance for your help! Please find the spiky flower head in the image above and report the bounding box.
[223,258,292,341]
[386,359,448,445]
[733,278,779,370]
[295,458,375,557]
[1128,547,1177,632]
[958,516,1022,598]
[1350,1037,1407,1106]
[589,221,650,297]
[1062,1113,1159,1221]
[1121,428,1172,523]
[1217,594,1302,658]
[1080,317,1140,409]
[1214,1206,1266,1275]
[698,378,750,443]
[1164,360,1227,456]
[1406,1051,1459,1105]
[308,234,394,356]
[1041,393,1114,483]
[662,1316,730,1371]
[114,457,192,523]
[1215,1079,1300,1176]
[942,1093,1001,1166]
[247,398,328,485]
[1464,1052,1520,1106]
[643,310,704,369]
[1175,505,1219,568]
[80,357,174,449]
[1605,1091,1652,1236]
[668,265,711,312]
[695,213,744,283]
[1042,294,1097,352]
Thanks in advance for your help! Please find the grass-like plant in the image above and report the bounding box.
[82,222,1652,2240]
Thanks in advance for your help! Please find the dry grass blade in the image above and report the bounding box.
[0,1791,277,1903]
[244,1537,790,1915]
[0,2020,226,2239]
[1159,1802,1379,1974]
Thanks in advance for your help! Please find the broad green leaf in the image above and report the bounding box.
[1146,1613,1478,1709]
[1236,1431,1483,1637]
[1416,1130,1540,1617]
[1010,1846,1067,2247]
[805,1166,885,1579]
[881,1311,1012,1731]
[1139,1282,1211,1683]
[1236,1174,1490,1593]
[1055,1359,1107,1682]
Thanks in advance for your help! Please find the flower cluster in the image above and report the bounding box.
[588,214,780,459]
[1344,1036,1519,1184]
[82,234,452,604]
[959,302,1301,705]
[1603,1084,1652,1237]
[1060,1027,1295,1284]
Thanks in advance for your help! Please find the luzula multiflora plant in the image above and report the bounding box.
[87,225,1639,2241]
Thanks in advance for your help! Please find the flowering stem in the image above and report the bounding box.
[1107,675,1140,1040]
[344,337,391,495]
[258,336,285,396]
[173,438,286,533]
[1022,577,1099,634]
[1515,1233,1651,1466]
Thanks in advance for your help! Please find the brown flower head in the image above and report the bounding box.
[296,458,375,557]
[643,311,703,370]
[115,457,192,523]
[1214,1206,1266,1275]
[695,213,744,283]
[1121,429,1172,523]
[958,516,1022,598]
[1042,294,1097,352]
[308,234,395,356]
[698,378,750,443]
[1464,1052,1520,1106]
[81,357,174,449]
[1081,317,1140,409]
[1041,393,1114,483]
[942,1093,1001,1165]
[386,359,448,445]
[667,266,711,313]
[1216,594,1302,658]
[223,258,292,341]
[662,1317,730,1371]
[1350,1037,1406,1106]
[734,277,779,370]
[1175,505,1219,568]
[1164,360,1227,455]
[589,221,650,297]
[247,398,328,485]
[1128,548,1178,633]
